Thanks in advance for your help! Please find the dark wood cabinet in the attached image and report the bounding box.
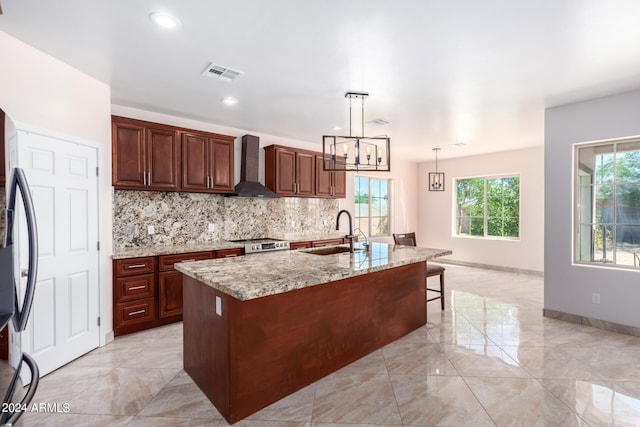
[215,248,244,258]
[112,116,180,191]
[0,325,7,361]
[158,251,214,320]
[316,155,346,198]
[158,271,184,318]
[311,238,345,247]
[114,250,227,336]
[182,132,235,193]
[265,145,315,197]
[265,145,346,198]
[289,241,311,250]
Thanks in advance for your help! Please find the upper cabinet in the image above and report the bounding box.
[265,145,345,198]
[315,155,346,198]
[264,145,315,197]
[112,116,180,191]
[182,131,235,193]
[112,116,235,194]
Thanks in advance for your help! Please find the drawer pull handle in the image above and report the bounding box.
[224,254,237,257]
[183,259,196,262]
[128,309,146,316]
[127,264,147,269]
[128,285,146,291]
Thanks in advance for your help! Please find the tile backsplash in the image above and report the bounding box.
[112,190,339,249]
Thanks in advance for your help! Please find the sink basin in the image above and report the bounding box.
[306,246,363,255]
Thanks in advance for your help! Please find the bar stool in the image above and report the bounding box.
[393,232,445,310]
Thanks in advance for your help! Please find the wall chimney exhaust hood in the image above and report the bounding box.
[230,134,280,198]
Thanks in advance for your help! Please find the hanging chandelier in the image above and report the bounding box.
[429,147,445,191]
[322,91,391,172]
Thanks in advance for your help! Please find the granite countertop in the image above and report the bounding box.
[111,233,350,259]
[112,241,245,260]
[175,242,452,301]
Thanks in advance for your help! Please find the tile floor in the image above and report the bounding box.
[16,264,640,426]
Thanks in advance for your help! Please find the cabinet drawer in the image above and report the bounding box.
[116,273,155,303]
[158,251,213,272]
[115,257,156,277]
[215,248,244,258]
[289,241,311,250]
[311,238,344,247]
[116,298,156,328]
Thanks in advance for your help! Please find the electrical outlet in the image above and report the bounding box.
[208,223,215,233]
[291,220,296,228]
[147,225,155,235]
[592,293,601,304]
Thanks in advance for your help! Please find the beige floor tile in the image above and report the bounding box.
[67,367,179,415]
[312,372,402,424]
[465,376,589,426]
[390,374,494,426]
[127,416,221,426]
[138,370,223,419]
[246,383,316,422]
[382,341,458,376]
[18,412,133,426]
[442,343,531,378]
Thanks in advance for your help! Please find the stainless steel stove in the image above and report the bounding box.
[228,238,290,254]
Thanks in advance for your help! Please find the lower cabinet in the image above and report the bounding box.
[114,250,246,336]
[158,271,184,318]
[311,238,345,247]
[0,326,8,360]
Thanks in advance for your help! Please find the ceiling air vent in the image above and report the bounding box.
[367,118,391,126]
[201,62,244,82]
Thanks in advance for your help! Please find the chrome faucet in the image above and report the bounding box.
[354,228,370,251]
[336,209,355,253]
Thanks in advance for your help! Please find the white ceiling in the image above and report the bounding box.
[2,0,640,162]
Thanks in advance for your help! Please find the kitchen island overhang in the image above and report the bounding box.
[176,243,451,424]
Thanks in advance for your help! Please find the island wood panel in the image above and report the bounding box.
[183,261,426,424]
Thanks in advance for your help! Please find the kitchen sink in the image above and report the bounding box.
[305,246,363,255]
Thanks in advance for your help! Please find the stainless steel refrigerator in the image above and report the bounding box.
[0,168,39,426]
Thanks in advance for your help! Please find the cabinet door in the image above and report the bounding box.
[181,132,209,191]
[315,155,333,197]
[147,126,180,191]
[112,119,146,188]
[0,325,7,360]
[159,271,183,318]
[209,138,234,193]
[296,151,315,196]
[273,148,296,195]
[333,170,346,198]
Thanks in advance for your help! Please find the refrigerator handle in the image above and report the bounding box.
[9,169,38,332]
[0,352,40,426]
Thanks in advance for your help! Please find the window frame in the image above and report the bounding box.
[573,137,640,270]
[353,176,391,238]
[453,174,521,240]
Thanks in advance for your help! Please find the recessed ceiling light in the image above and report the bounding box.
[149,12,181,29]
[221,97,238,105]
[333,126,342,131]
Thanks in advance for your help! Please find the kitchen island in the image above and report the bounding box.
[176,242,451,424]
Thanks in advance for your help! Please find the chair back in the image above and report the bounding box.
[393,232,416,246]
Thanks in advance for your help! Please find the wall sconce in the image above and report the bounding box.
[429,147,445,191]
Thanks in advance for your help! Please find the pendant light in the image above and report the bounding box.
[322,91,391,172]
[429,147,445,191]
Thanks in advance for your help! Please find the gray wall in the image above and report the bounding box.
[545,89,640,327]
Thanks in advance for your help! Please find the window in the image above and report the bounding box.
[354,176,390,237]
[575,139,640,268]
[454,176,520,238]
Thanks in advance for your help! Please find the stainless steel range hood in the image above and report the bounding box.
[230,134,280,198]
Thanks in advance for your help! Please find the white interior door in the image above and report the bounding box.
[13,129,100,377]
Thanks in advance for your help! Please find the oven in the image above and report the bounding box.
[227,238,290,255]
